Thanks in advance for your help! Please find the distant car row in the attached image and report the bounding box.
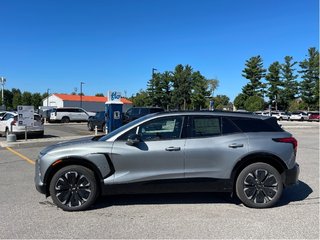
[255,111,319,122]
[0,111,44,138]
[87,107,165,132]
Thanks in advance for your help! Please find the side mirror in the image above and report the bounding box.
[126,133,141,146]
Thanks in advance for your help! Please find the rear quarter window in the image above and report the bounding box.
[229,117,283,132]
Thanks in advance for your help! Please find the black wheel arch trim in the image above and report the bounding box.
[43,153,114,196]
[231,152,288,187]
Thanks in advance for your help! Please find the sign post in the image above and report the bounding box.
[17,105,34,141]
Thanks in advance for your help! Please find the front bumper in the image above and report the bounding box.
[34,159,47,194]
[282,163,300,187]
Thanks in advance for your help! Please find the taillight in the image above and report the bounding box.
[273,137,298,153]
[11,120,16,126]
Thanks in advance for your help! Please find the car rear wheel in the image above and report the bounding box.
[87,122,94,131]
[61,117,70,123]
[236,162,283,208]
[49,165,98,211]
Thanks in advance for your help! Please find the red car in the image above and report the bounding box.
[308,112,320,122]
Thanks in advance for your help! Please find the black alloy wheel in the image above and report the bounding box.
[49,165,98,211]
[236,162,283,208]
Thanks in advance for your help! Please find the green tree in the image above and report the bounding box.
[147,72,163,107]
[12,89,22,109]
[190,71,210,110]
[244,95,264,112]
[172,64,193,110]
[95,93,104,97]
[130,89,150,107]
[281,56,299,110]
[242,55,266,97]
[265,61,282,110]
[288,100,307,112]
[299,47,319,110]
[233,93,247,110]
[21,91,33,105]
[213,95,230,110]
[31,93,43,109]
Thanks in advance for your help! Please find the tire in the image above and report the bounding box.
[279,117,283,121]
[236,162,283,208]
[49,165,98,211]
[61,117,70,123]
[5,128,10,138]
[87,123,94,131]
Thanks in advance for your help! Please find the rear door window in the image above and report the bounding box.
[189,116,221,138]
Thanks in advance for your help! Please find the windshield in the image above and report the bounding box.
[98,114,154,141]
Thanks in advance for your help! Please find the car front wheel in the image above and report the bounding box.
[49,165,98,211]
[236,162,283,208]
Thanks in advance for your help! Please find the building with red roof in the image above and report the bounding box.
[42,93,133,112]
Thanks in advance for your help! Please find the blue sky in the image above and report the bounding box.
[0,0,318,101]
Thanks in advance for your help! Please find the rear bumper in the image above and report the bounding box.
[282,163,300,187]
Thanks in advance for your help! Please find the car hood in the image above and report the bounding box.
[40,136,112,157]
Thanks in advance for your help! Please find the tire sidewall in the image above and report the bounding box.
[236,162,283,208]
[49,165,98,211]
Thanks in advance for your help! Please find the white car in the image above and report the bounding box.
[272,112,290,121]
[50,107,95,123]
[0,112,44,137]
[290,111,309,121]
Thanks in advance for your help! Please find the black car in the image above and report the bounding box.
[123,107,164,124]
[87,111,106,132]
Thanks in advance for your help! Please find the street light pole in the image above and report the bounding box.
[80,82,85,108]
[0,77,6,108]
[152,68,157,77]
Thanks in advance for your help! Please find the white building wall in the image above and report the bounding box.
[42,95,63,108]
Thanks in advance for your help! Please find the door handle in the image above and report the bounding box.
[228,143,244,148]
[165,146,181,151]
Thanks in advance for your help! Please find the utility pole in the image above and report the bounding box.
[80,82,85,108]
[0,77,6,109]
[46,88,50,106]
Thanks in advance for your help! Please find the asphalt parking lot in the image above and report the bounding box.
[0,122,319,239]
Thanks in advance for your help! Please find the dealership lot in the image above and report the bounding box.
[0,122,319,239]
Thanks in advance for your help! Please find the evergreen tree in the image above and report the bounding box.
[298,47,319,110]
[281,56,298,110]
[242,55,266,97]
[265,61,282,110]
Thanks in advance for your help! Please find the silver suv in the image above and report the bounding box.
[35,111,299,211]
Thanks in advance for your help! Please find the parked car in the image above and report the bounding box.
[308,112,320,122]
[0,111,9,118]
[123,107,164,124]
[49,107,95,123]
[87,111,106,132]
[0,112,44,137]
[35,111,299,211]
[272,112,291,121]
[290,111,309,121]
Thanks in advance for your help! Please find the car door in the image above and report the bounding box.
[184,116,248,180]
[0,113,14,134]
[110,115,186,188]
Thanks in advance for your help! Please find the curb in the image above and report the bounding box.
[0,134,96,148]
